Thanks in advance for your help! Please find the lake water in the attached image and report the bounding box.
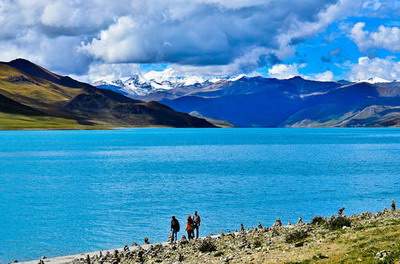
[1,128,400,263]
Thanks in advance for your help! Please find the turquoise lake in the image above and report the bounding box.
[1,128,400,263]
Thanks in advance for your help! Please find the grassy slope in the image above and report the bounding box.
[273,214,400,264]
[0,112,110,130]
[199,212,400,264]
[0,63,87,129]
[214,211,400,264]
[0,64,82,109]
[0,62,214,129]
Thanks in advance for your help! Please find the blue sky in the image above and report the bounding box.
[0,0,399,82]
[286,15,400,80]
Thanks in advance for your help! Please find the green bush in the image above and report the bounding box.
[252,239,263,248]
[285,229,309,244]
[311,216,327,226]
[198,239,217,253]
[328,216,351,230]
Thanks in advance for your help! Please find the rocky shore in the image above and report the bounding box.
[21,208,400,264]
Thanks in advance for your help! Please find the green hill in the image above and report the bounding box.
[0,59,214,129]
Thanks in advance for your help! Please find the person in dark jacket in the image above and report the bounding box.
[170,216,180,242]
[193,211,201,239]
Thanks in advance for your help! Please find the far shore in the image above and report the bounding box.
[3,126,400,132]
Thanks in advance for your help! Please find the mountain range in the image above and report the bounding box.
[2,58,399,129]
[95,75,400,127]
[0,59,214,129]
[94,71,223,100]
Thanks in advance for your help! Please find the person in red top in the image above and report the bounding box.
[186,216,194,240]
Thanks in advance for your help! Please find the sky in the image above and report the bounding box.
[0,0,399,82]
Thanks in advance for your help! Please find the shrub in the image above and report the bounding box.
[311,216,327,226]
[328,216,351,230]
[285,229,309,244]
[198,239,217,253]
[253,239,263,248]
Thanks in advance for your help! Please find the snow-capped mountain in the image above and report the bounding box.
[92,68,264,99]
[93,70,220,98]
[357,77,392,84]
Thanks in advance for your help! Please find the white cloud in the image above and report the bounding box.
[81,0,345,66]
[268,63,334,81]
[268,63,305,79]
[0,0,397,80]
[167,47,271,77]
[86,63,141,83]
[348,57,400,81]
[313,71,334,81]
[279,0,362,46]
[350,22,400,52]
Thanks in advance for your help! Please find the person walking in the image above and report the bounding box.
[186,216,194,240]
[170,216,180,242]
[193,211,201,239]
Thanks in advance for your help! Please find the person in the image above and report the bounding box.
[170,216,180,242]
[181,235,188,244]
[193,211,201,239]
[274,218,282,227]
[186,216,194,240]
[392,200,396,211]
[338,207,345,216]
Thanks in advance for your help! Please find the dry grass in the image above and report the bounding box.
[0,112,108,130]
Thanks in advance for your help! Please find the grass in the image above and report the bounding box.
[0,79,82,108]
[0,65,98,130]
[335,219,400,263]
[0,63,83,111]
[280,213,400,264]
[0,112,108,130]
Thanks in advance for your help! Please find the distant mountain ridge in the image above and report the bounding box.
[93,70,218,98]
[0,59,214,129]
[163,77,400,127]
[95,73,400,127]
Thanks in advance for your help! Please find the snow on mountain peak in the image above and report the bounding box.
[94,70,260,98]
[357,77,391,84]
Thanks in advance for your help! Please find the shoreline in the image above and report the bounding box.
[2,126,400,131]
[18,207,400,264]
[18,235,223,264]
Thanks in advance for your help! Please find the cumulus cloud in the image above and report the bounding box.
[0,0,396,80]
[0,0,130,74]
[81,0,344,66]
[268,63,306,79]
[350,22,400,52]
[268,63,334,81]
[361,0,400,17]
[348,57,400,81]
[86,63,141,83]
[313,71,335,81]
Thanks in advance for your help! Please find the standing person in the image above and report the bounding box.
[193,211,201,239]
[170,216,180,242]
[186,216,194,240]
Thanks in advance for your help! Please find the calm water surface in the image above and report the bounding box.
[1,128,400,262]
